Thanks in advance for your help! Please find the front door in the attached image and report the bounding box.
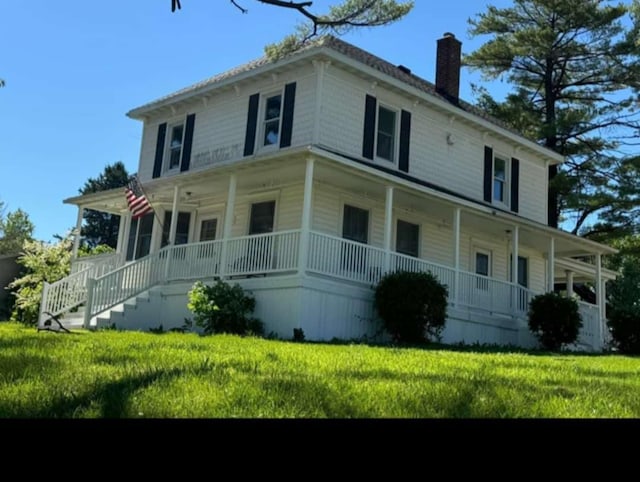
[473,249,492,311]
[341,204,369,276]
[244,200,276,273]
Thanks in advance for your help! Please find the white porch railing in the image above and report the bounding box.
[166,239,223,281]
[458,270,534,318]
[577,301,602,350]
[390,251,456,292]
[38,252,126,326]
[224,230,300,276]
[307,232,387,284]
[71,252,124,276]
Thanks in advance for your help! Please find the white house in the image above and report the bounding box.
[41,34,618,350]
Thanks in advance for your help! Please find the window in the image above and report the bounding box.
[342,205,369,244]
[493,156,508,204]
[262,94,282,147]
[199,219,218,242]
[376,105,397,162]
[126,213,154,261]
[161,211,191,247]
[510,255,529,288]
[249,201,276,235]
[396,220,419,257]
[474,249,491,290]
[167,124,184,170]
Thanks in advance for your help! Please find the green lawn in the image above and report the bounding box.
[1,322,638,418]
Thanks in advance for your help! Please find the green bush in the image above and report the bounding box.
[374,270,448,343]
[187,280,264,336]
[607,259,640,354]
[607,308,640,354]
[528,292,582,351]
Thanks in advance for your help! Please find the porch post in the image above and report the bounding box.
[116,212,127,255]
[595,253,604,345]
[453,207,461,306]
[511,225,519,315]
[547,236,555,292]
[168,185,180,246]
[298,158,315,276]
[72,206,84,259]
[220,174,237,278]
[565,270,574,299]
[383,186,394,272]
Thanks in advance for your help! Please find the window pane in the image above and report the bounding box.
[265,95,281,120]
[136,213,154,259]
[475,252,489,276]
[169,125,183,169]
[126,218,139,261]
[249,201,276,235]
[518,256,528,287]
[200,219,217,242]
[396,220,419,257]
[263,120,279,145]
[342,205,369,244]
[376,107,396,161]
[161,211,191,247]
[494,179,504,202]
[494,158,506,180]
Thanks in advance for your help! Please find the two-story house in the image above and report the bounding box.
[42,33,617,350]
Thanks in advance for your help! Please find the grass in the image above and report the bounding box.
[1,322,639,418]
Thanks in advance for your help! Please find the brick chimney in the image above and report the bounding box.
[435,32,462,104]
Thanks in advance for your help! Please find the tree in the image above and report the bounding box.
[465,0,640,236]
[0,202,34,255]
[8,235,72,325]
[171,0,414,58]
[79,161,130,249]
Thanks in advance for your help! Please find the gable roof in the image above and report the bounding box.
[127,35,561,162]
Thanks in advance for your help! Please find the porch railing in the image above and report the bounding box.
[577,301,602,350]
[458,270,534,318]
[71,252,124,276]
[38,252,126,327]
[225,230,300,277]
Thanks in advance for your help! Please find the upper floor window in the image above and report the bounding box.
[263,94,282,147]
[168,123,184,170]
[493,156,508,204]
[376,105,397,162]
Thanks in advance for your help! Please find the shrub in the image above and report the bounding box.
[187,280,263,336]
[528,292,582,351]
[607,259,640,354]
[374,270,448,343]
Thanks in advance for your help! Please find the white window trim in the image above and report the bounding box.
[492,152,510,209]
[375,103,399,164]
[339,200,372,245]
[165,122,185,172]
[197,215,221,242]
[394,218,420,258]
[259,89,284,151]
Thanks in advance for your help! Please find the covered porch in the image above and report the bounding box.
[50,148,617,349]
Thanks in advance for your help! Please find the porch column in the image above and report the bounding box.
[383,186,394,272]
[71,206,84,259]
[453,207,461,306]
[547,236,555,292]
[565,270,574,299]
[595,252,604,320]
[511,225,519,314]
[298,158,315,276]
[116,212,127,255]
[168,185,180,246]
[220,174,237,278]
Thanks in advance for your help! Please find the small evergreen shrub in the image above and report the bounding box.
[528,292,582,351]
[607,308,640,354]
[187,280,264,336]
[374,270,448,343]
[607,258,640,354]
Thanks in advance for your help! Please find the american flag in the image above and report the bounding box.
[125,175,153,220]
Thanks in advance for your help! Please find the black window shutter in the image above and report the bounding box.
[152,123,167,179]
[180,113,196,172]
[280,82,296,148]
[399,110,411,173]
[362,95,377,160]
[483,146,493,202]
[511,157,520,213]
[243,93,260,156]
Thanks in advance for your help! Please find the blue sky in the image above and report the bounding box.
[0,0,513,242]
